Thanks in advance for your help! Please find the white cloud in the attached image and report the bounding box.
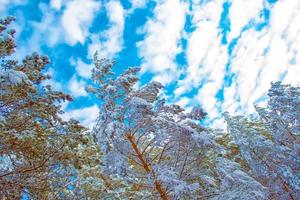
[12,0,100,59]
[221,82,239,114]
[6,0,300,131]
[61,105,99,129]
[88,0,125,58]
[175,1,224,97]
[136,0,188,85]
[222,0,300,115]
[128,0,147,12]
[283,65,300,86]
[175,1,227,121]
[130,0,147,9]
[62,0,101,45]
[42,68,97,129]
[70,58,93,79]
[170,0,300,129]
[176,96,190,108]
[42,68,64,91]
[50,0,63,10]
[228,0,263,40]
[195,82,221,119]
[31,6,63,48]
[68,75,88,97]
[43,78,64,92]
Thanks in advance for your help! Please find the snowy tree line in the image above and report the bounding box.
[0,17,299,200]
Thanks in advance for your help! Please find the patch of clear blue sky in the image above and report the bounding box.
[219,1,231,45]
[267,0,278,4]
[255,8,270,31]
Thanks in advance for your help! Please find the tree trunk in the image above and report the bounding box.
[126,134,169,200]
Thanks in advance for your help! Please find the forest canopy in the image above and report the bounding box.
[0,16,299,200]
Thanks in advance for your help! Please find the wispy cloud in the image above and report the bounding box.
[61,105,99,129]
[62,0,101,45]
[6,0,300,130]
[171,0,300,127]
[128,0,148,12]
[228,0,263,41]
[11,0,101,61]
[70,58,93,79]
[49,0,63,10]
[88,0,125,58]
[68,75,88,98]
[42,67,64,92]
[222,0,300,115]
[137,0,188,85]
[175,1,227,123]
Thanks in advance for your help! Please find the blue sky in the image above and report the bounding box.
[2,0,300,128]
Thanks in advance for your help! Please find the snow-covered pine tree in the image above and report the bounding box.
[89,54,267,199]
[225,82,300,200]
[1,15,286,200]
[0,16,113,199]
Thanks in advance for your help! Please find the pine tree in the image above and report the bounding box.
[225,82,300,200]
[2,15,295,200]
[0,16,113,199]
[88,54,267,199]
